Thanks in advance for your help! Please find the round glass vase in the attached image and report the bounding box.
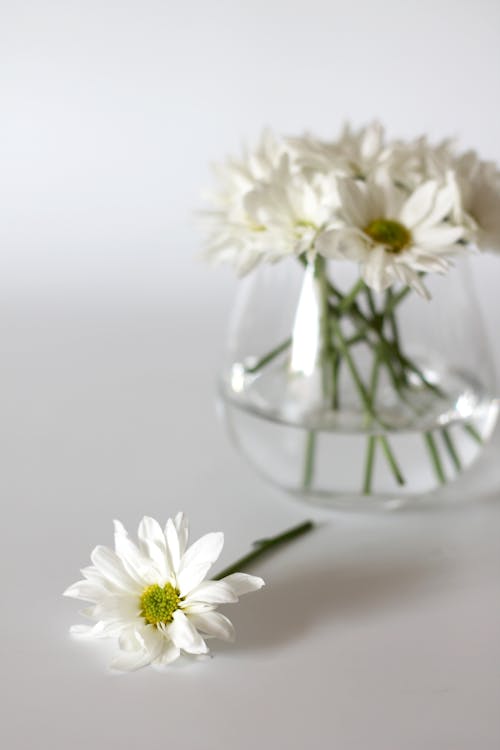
[219,255,498,507]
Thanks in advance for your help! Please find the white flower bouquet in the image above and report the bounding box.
[202,123,499,500]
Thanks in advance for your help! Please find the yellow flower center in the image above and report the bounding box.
[140,583,181,625]
[364,218,411,253]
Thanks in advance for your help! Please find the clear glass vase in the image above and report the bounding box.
[218,256,498,508]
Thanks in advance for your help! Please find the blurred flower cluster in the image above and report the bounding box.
[203,123,500,296]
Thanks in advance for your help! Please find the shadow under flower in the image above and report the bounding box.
[219,554,449,654]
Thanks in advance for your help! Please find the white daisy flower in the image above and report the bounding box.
[451,150,500,252]
[384,135,455,190]
[64,513,264,671]
[203,143,339,273]
[288,120,388,180]
[316,174,466,297]
[202,129,289,274]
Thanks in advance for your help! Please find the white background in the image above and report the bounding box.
[1,2,500,748]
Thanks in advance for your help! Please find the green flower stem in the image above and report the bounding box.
[384,286,411,317]
[463,423,483,445]
[213,520,315,580]
[244,337,292,374]
[248,265,479,494]
[365,286,379,321]
[314,255,337,405]
[362,436,377,494]
[441,427,462,473]
[385,290,406,383]
[424,432,446,485]
[330,316,376,421]
[331,316,405,488]
[329,280,463,489]
[302,430,316,490]
[362,351,381,495]
[379,436,405,485]
[339,278,365,313]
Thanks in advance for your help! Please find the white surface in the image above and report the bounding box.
[2,299,500,750]
[1,2,500,748]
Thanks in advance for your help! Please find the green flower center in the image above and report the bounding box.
[364,218,411,253]
[140,583,181,625]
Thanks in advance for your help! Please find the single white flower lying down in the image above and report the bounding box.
[64,513,265,671]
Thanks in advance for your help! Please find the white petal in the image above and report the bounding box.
[152,641,181,667]
[173,512,189,556]
[166,610,209,655]
[137,516,169,578]
[70,619,124,638]
[110,649,152,672]
[361,121,384,161]
[119,628,143,652]
[90,546,141,593]
[399,181,438,228]
[70,624,99,637]
[164,518,181,575]
[80,566,108,585]
[422,178,458,227]
[113,521,152,583]
[181,601,217,614]
[188,612,235,642]
[177,532,224,593]
[177,563,214,594]
[93,595,141,621]
[412,225,463,249]
[184,580,238,605]
[362,245,390,292]
[63,579,108,602]
[315,229,343,259]
[219,573,265,597]
[338,179,371,227]
[136,624,166,660]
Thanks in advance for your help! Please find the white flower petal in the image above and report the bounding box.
[136,624,166,659]
[412,225,464,249]
[110,649,152,672]
[113,521,152,584]
[181,601,217,615]
[92,595,141,621]
[315,229,343,259]
[119,627,143,653]
[70,624,99,637]
[399,180,438,228]
[188,612,235,642]
[137,516,169,579]
[219,573,265,597]
[177,532,224,593]
[90,546,141,593]
[362,245,390,292]
[152,641,181,667]
[164,518,181,575]
[184,580,238,606]
[166,610,209,655]
[63,579,108,602]
[177,562,214,594]
[173,512,189,556]
[338,179,371,227]
[80,566,107,583]
[70,619,125,638]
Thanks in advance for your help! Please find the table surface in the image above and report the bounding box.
[2,294,500,750]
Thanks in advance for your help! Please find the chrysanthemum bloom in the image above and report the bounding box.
[451,150,500,252]
[64,513,264,671]
[316,174,465,297]
[288,120,389,180]
[202,132,339,274]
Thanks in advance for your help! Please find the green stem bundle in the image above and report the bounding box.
[243,257,481,496]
